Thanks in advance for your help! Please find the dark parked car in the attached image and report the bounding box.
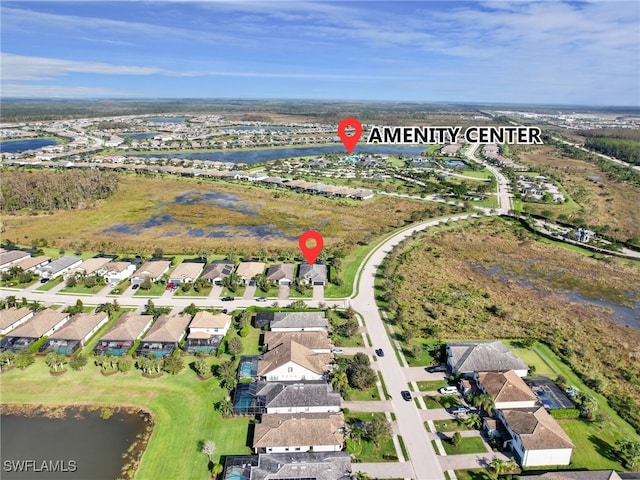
[131,284,139,290]
[425,365,447,373]
[401,390,412,401]
[40,278,49,283]
[375,348,384,357]
[221,296,234,302]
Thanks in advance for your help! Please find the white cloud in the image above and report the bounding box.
[0,83,135,98]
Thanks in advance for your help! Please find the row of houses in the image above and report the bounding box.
[446,341,575,468]
[222,311,352,479]
[0,306,232,358]
[1,249,329,288]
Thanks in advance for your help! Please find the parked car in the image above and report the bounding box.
[40,278,49,283]
[425,365,447,373]
[131,284,139,290]
[401,390,412,401]
[450,405,470,416]
[438,386,459,395]
[256,297,267,302]
[375,348,384,357]
[331,348,344,354]
[221,309,228,314]
[221,296,234,301]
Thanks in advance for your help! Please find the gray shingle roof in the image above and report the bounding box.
[298,263,327,283]
[271,312,328,330]
[100,312,153,342]
[448,341,528,374]
[256,380,341,410]
[249,452,352,480]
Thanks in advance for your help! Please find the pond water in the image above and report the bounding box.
[474,264,640,330]
[130,144,425,164]
[1,408,148,480]
[0,139,58,153]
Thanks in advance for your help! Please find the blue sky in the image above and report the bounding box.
[1,1,638,105]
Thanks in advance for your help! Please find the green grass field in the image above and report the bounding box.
[440,436,487,455]
[345,412,397,462]
[416,380,448,392]
[432,419,473,432]
[1,359,251,480]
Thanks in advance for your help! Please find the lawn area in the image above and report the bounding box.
[34,276,63,291]
[440,436,487,455]
[401,338,439,367]
[221,286,246,298]
[506,341,556,378]
[432,419,473,432]
[1,358,251,480]
[134,283,166,297]
[469,194,499,209]
[255,286,279,298]
[454,469,493,480]
[423,395,443,409]
[558,418,624,470]
[460,169,493,180]
[60,282,108,295]
[416,380,449,392]
[345,412,398,462]
[344,385,381,401]
[174,285,212,297]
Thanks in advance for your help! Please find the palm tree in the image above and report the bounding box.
[96,302,115,316]
[489,458,507,476]
[201,440,216,463]
[330,369,349,396]
[215,397,233,417]
[211,463,223,479]
[461,413,482,429]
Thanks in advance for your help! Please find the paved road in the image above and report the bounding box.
[464,143,512,214]
[350,213,479,480]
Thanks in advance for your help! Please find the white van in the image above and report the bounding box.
[438,386,459,395]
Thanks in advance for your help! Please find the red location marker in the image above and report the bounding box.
[338,117,362,153]
[299,230,324,264]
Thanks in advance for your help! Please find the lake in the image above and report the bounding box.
[1,406,150,480]
[131,144,425,164]
[0,139,58,154]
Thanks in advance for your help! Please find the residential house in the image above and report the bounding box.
[222,452,352,480]
[496,407,574,467]
[69,257,112,278]
[265,264,295,286]
[270,312,329,332]
[263,331,332,353]
[168,261,205,286]
[13,255,51,272]
[260,380,341,414]
[39,311,109,354]
[98,261,136,285]
[137,313,191,357]
[298,263,327,286]
[0,250,30,270]
[574,227,596,243]
[37,256,82,279]
[94,312,154,356]
[447,341,529,378]
[475,371,538,409]
[236,262,266,284]
[201,261,235,285]
[252,412,344,453]
[0,310,70,352]
[131,260,171,286]
[257,338,333,381]
[0,307,35,335]
[185,311,231,355]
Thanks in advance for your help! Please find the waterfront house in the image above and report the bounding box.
[0,307,35,335]
[0,310,70,352]
[39,311,109,354]
[136,313,191,357]
[94,312,154,356]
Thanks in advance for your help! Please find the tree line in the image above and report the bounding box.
[0,169,119,212]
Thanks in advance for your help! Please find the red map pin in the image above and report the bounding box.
[299,230,324,264]
[338,117,362,153]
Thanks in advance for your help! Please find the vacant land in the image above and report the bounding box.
[1,172,446,257]
[382,217,640,435]
[513,144,640,241]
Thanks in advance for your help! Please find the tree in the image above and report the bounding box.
[193,358,209,377]
[367,416,392,447]
[212,463,223,479]
[96,302,115,317]
[615,439,640,469]
[288,299,307,310]
[227,337,243,358]
[69,354,88,371]
[201,440,216,463]
[579,393,598,420]
[215,397,234,417]
[66,276,77,288]
[450,431,462,449]
[85,275,97,288]
[14,351,34,369]
[460,413,482,430]
[117,356,133,374]
[65,299,84,315]
[140,277,152,290]
[45,351,66,372]
[217,360,237,391]
[0,351,15,371]
[330,369,349,396]
[182,302,199,317]
[163,355,185,375]
[348,422,368,444]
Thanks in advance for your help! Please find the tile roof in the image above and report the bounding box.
[100,312,153,342]
[169,261,205,280]
[133,260,171,279]
[501,407,575,450]
[101,261,134,273]
[73,257,112,275]
[189,311,231,329]
[0,307,33,331]
[263,331,332,351]
[8,310,69,338]
[14,256,51,271]
[201,261,235,280]
[236,262,266,279]
[49,312,108,341]
[142,314,191,343]
[257,339,332,377]
[478,370,538,403]
[252,412,344,449]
